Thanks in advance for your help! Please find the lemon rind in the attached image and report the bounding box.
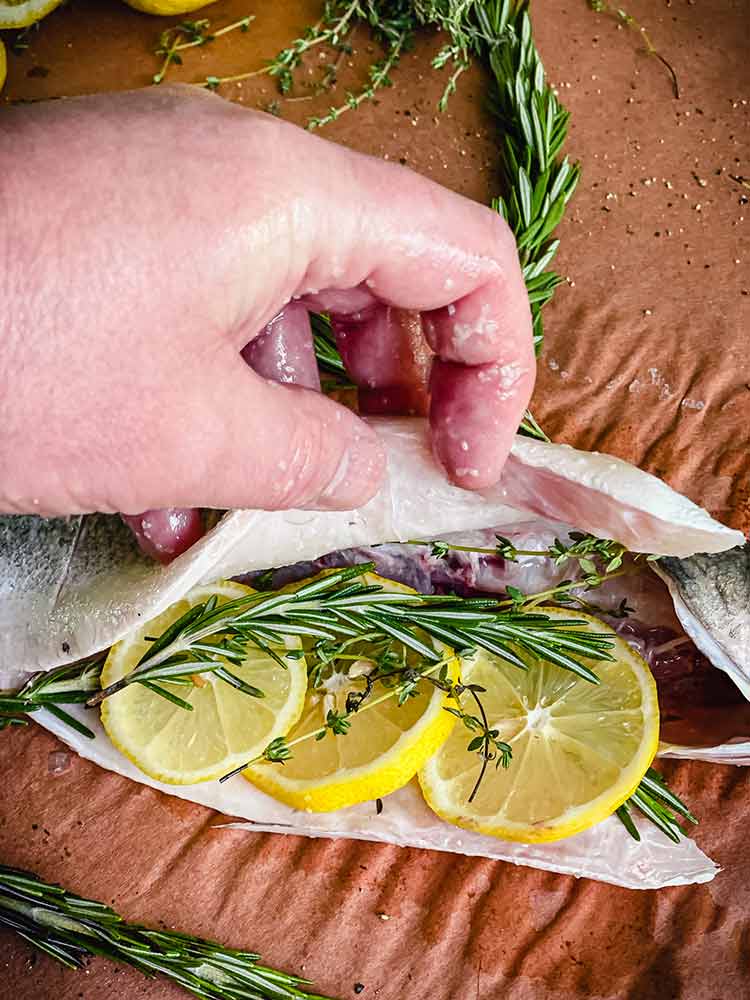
[418,608,660,844]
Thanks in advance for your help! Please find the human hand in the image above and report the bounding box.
[0,86,534,555]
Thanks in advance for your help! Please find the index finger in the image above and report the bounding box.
[289,131,535,489]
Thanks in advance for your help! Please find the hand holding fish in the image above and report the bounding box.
[0,85,533,535]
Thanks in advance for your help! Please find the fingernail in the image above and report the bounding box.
[312,432,386,511]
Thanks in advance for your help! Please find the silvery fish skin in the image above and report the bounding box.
[1,418,742,687]
[656,545,750,698]
[0,511,252,688]
[653,544,750,764]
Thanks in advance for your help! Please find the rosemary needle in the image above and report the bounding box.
[87,563,614,710]
[0,865,330,1000]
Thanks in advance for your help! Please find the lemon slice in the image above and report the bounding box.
[122,0,219,15]
[419,609,659,843]
[244,573,459,812]
[0,0,64,29]
[0,40,6,93]
[100,581,307,785]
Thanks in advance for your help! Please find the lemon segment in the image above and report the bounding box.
[419,609,659,843]
[244,573,460,812]
[122,0,219,15]
[0,0,64,29]
[100,582,307,785]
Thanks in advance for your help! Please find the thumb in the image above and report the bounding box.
[121,361,386,514]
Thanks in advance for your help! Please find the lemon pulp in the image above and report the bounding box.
[419,609,659,843]
[244,573,459,812]
[100,581,307,785]
[0,0,65,29]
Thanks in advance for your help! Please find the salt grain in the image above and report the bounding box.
[48,751,71,776]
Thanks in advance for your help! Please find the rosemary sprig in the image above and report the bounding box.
[0,657,103,739]
[617,768,697,844]
[88,564,615,711]
[0,865,329,1000]
[485,3,580,351]
[310,312,356,392]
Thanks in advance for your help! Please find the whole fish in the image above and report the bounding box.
[5,417,747,889]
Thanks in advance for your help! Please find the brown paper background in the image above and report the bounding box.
[1,1,748,997]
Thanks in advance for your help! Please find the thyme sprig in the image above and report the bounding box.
[444,679,513,803]
[409,530,648,576]
[221,651,513,787]
[588,1,679,99]
[152,15,255,85]
[262,0,364,96]
[0,865,329,1000]
[407,531,650,615]
[305,10,412,130]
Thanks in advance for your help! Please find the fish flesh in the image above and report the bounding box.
[1,418,742,684]
[37,704,718,891]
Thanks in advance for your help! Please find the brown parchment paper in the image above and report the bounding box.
[1,1,749,997]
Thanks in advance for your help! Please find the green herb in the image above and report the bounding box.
[484,4,580,352]
[310,312,355,390]
[0,865,329,1000]
[617,768,697,843]
[221,644,513,787]
[443,678,512,802]
[152,15,255,85]
[588,1,679,99]
[263,0,364,96]
[410,530,633,570]
[404,531,661,616]
[88,563,615,713]
[0,656,103,739]
[305,11,411,130]
[8,24,40,56]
